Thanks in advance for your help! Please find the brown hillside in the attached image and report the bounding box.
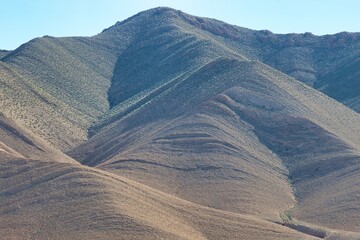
[1,7,360,239]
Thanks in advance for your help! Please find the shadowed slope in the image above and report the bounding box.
[131,8,360,112]
[91,7,249,135]
[71,58,360,235]
[2,7,360,149]
[70,60,296,221]
[2,7,360,239]
[219,86,360,232]
[0,158,317,240]
[316,56,360,112]
[211,65,360,233]
[0,50,10,59]
[95,7,360,126]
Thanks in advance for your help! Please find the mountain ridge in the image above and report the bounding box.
[1,7,360,239]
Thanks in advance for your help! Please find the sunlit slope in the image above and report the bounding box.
[90,7,250,136]
[218,64,360,233]
[0,60,93,149]
[92,7,360,133]
[1,36,116,150]
[0,113,75,163]
[2,7,360,151]
[0,158,317,240]
[0,7,249,148]
[70,60,293,219]
[71,58,360,235]
[126,8,360,112]
[1,7,360,239]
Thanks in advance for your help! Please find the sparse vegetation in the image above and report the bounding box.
[1,7,360,239]
[281,210,293,223]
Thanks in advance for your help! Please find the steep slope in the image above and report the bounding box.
[0,60,91,150]
[0,50,10,59]
[255,31,360,87]
[2,7,360,239]
[90,7,249,135]
[71,59,294,219]
[94,7,360,123]
[316,56,360,112]
[232,30,360,113]
[136,8,360,112]
[71,55,360,235]
[65,8,360,234]
[224,64,360,233]
[2,7,360,149]
[0,113,75,163]
[1,36,117,150]
[0,158,317,240]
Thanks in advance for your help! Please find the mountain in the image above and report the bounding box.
[1,7,360,239]
[0,50,10,58]
[71,58,360,233]
[0,113,74,163]
[0,36,115,150]
[316,56,360,112]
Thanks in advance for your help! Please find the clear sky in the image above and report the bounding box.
[1,0,359,50]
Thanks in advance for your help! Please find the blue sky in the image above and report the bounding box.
[1,0,359,50]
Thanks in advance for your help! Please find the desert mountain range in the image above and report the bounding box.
[1,7,360,239]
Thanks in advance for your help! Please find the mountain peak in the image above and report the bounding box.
[101,7,183,33]
[99,6,253,45]
[3,7,360,239]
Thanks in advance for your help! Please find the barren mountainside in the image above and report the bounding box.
[1,7,360,239]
